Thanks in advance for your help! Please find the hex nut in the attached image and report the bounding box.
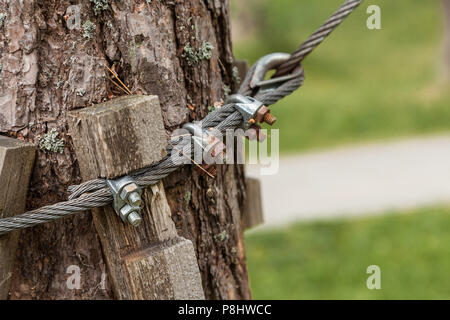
[119,204,140,222]
[255,106,270,123]
[119,182,141,203]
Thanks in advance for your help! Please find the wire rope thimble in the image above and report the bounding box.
[249,52,304,93]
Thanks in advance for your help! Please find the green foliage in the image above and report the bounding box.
[232,0,450,153]
[245,206,450,299]
[38,128,65,154]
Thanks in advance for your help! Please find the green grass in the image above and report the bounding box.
[232,0,450,153]
[245,206,450,299]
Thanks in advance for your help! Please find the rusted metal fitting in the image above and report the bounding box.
[226,94,276,129]
[106,176,143,227]
[255,106,276,125]
[182,122,226,161]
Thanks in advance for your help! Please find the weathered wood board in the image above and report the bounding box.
[0,136,35,300]
[234,60,249,84]
[242,177,264,230]
[68,95,167,179]
[68,96,204,300]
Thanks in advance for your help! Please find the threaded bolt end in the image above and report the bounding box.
[128,192,142,207]
[264,113,277,125]
[127,211,142,227]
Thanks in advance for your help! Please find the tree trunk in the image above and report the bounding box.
[444,0,450,79]
[0,0,250,300]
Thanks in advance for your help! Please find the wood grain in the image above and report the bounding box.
[69,98,204,300]
[0,136,35,299]
[68,95,167,179]
[242,177,264,230]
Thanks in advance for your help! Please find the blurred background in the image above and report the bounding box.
[231,0,450,299]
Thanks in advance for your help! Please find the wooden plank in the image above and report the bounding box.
[67,95,167,179]
[234,60,249,83]
[242,177,264,230]
[0,136,35,300]
[68,96,205,300]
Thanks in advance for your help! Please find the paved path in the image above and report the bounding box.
[246,135,450,227]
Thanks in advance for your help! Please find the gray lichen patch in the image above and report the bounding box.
[0,13,7,29]
[184,191,192,204]
[83,20,96,40]
[182,44,198,65]
[214,230,229,242]
[182,41,214,65]
[55,77,64,90]
[197,41,213,60]
[38,128,65,153]
[90,0,109,16]
[232,66,241,85]
[223,84,231,97]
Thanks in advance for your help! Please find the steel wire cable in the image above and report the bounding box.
[273,0,363,77]
[0,0,362,236]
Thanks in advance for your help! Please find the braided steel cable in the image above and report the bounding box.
[273,0,363,77]
[0,0,361,236]
[0,188,112,235]
[238,63,306,106]
[0,108,245,235]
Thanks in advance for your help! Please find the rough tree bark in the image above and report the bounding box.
[0,0,250,299]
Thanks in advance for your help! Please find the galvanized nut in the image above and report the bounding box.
[119,204,142,225]
[106,176,143,227]
[119,182,142,207]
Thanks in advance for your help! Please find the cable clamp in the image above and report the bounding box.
[182,122,226,162]
[106,176,143,227]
